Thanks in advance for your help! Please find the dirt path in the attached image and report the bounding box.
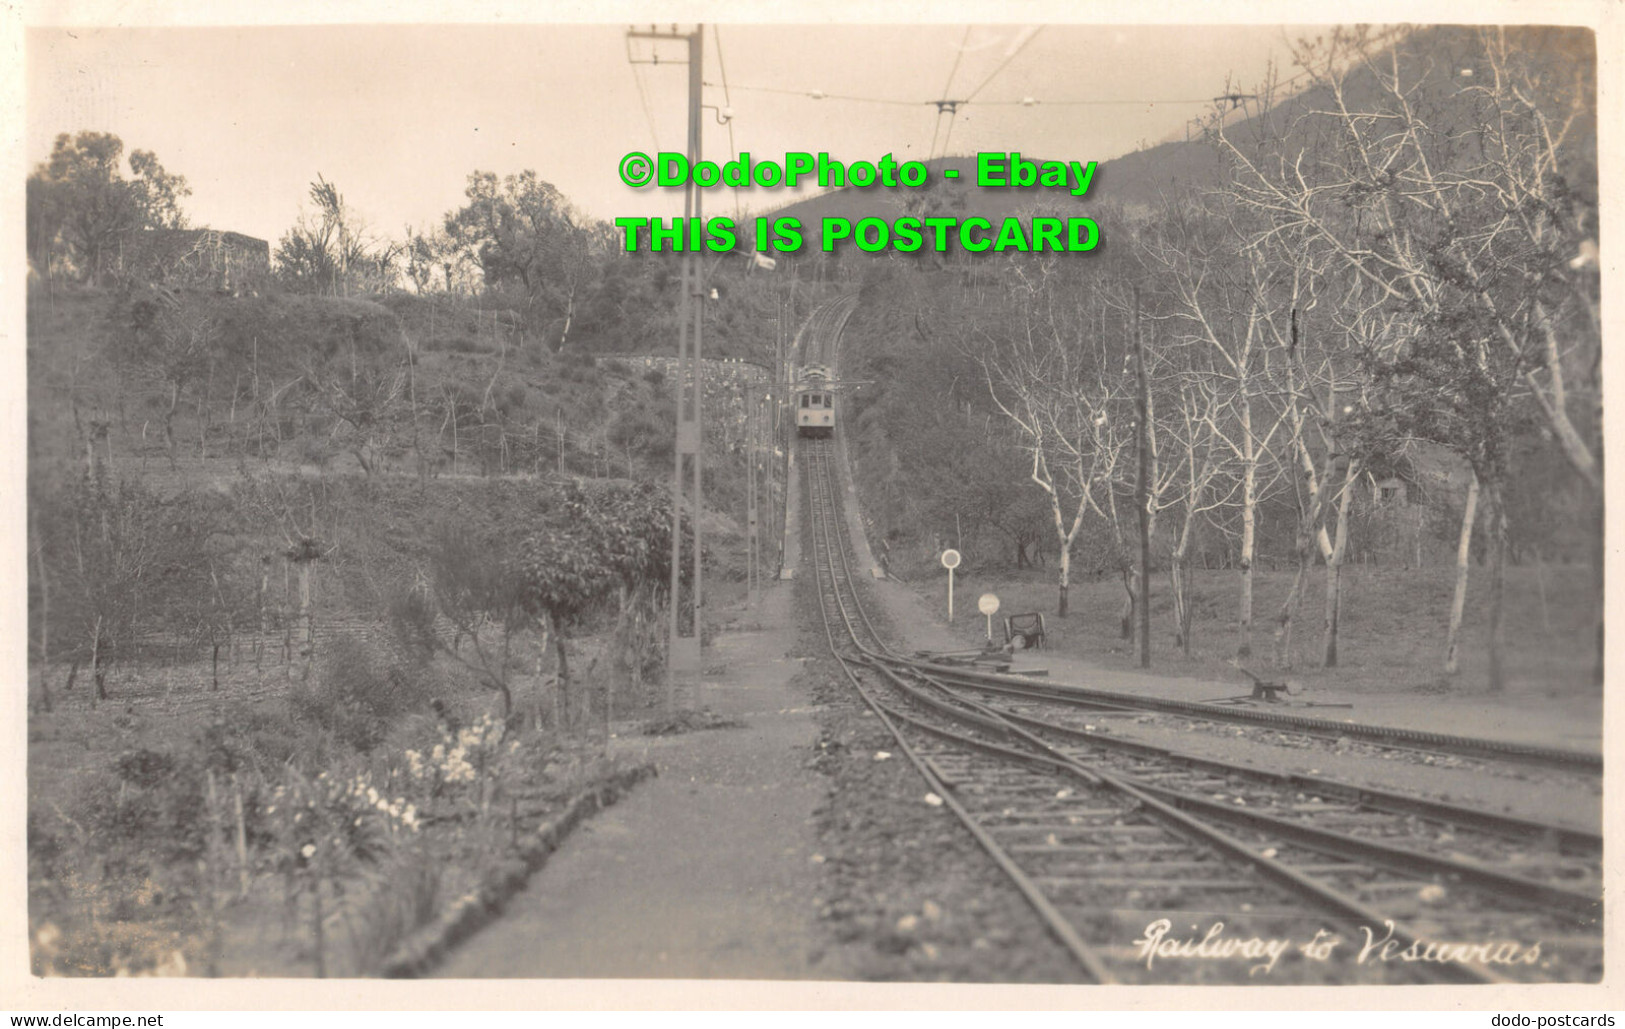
[433,585,844,979]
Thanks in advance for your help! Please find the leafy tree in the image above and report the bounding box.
[401,527,534,719]
[26,131,191,281]
[444,171,605,350]
[275,175,382,296]
[514,481,688,728]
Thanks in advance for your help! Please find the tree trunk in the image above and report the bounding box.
[1171,556,1193,657]
[1236,402,1257,659]
[1119,564,1137,640]
[1321,462,1357,668]
[553,615,571,731]
[558,288,576,352]
[297,560,315,681]
[1443,471,1480,676]
[1273,533,1311,670]
[91,616,107,702]
[34,521,52,711]
[1485,479,1507,694]
[1322,552,1342,668]
[165,382,181,472]
[1057,545,1070,617]
[197,389,210,462]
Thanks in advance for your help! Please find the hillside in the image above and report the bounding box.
[766,25,1596,233]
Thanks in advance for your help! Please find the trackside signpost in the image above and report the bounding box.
[979,592,1000,646]
[941,549,961,621]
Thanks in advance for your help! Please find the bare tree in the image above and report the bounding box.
[1214,25,1599,689]
[977,261,1132,617]
[123,289,220,471]
[1140,201,1294,660]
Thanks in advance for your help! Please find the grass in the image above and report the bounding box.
[921,560,1600,701]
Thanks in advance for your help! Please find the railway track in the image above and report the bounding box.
[793,300,1602,982]
[908,661,1602,775]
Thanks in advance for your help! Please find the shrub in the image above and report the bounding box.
[115,749,177,790]
[78,759,209,866]
[193,703,304,775]
[289,637,434,754]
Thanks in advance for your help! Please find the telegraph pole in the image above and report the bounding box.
[746,383,758,602]
[629,24,705,703]
[687,27,705,684]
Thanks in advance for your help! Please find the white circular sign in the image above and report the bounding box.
[940,549,961,570]
[978,593,1000,616]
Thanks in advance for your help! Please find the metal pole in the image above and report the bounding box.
[948,567,955,623]
[666,24,705,699]
[690,26,705,653]
[746,386,757,601]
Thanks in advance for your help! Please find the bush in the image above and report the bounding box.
[115,749,177,790]
[609,403,675,463]
[78,759,209,866]
[289,637,434,754]
[194,703,304,775]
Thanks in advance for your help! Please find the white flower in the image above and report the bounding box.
[301,843,316,859]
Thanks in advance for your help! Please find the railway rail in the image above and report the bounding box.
[794,297,1601,985]
[909,662,1602,775]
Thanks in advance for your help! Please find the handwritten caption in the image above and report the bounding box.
[1133,918,1543,977]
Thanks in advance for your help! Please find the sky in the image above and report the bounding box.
[24,20,1329,247]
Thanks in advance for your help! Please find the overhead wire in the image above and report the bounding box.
[963,25,1044,102]
[712,24,743,222]
[629,55,663,152]
[708,80,1214,108]
[695,25,1324,163]
[700,81,920,105]
[930,26,972,159]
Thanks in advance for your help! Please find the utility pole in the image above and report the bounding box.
[746,382,758,603]
[1132,286,1151,669]
[630,24,705,704]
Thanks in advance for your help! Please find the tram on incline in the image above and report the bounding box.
[795,364,834,438]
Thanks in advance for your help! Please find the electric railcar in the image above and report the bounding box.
[796,386,835,438]
[795,364,835,438]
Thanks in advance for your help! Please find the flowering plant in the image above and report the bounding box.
[265,767,418,875]
[401,713,521,814]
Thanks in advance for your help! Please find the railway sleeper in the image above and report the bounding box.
[1036,876,1263,892]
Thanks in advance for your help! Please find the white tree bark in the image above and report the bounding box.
[1443,470,1480,676]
